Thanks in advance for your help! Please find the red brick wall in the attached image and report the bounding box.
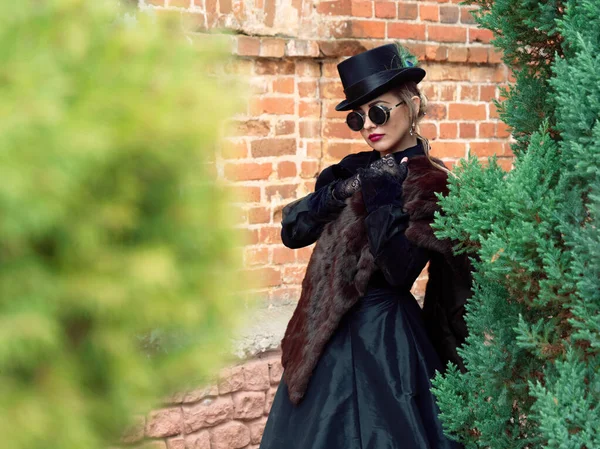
[131,1,513,447]
[140,0,513,300]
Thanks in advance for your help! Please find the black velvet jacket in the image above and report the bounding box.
[280,142,473,404]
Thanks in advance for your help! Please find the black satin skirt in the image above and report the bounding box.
[260,287,463,449]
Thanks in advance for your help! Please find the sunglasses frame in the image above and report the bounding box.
[346,101,404,132]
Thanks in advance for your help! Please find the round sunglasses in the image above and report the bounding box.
[346,101,404,131]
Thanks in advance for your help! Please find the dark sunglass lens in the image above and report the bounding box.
[346,112,364,131]
[368,105,388,125]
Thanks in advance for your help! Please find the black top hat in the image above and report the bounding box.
[335,43,426,111]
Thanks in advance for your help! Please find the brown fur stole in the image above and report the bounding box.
[281,155,461,405]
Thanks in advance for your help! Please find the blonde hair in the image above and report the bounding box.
[391,82,453,176]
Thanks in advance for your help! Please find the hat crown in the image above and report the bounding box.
[337,44,404,90]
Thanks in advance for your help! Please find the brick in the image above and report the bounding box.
[273,246,295,264]
[218,366,245,394]
[320,81,344,99]
[244,267,282,287]
[351,1,373,18]
[322,61,339,78]
[185,430,211,449]
[299,100,321,118]
[145,408,182,438]
[438,85,456,101]
[323,122,354,139]
[397,2,418,19]
[219,0,231,13]
[352,20,385,38]
[375,2,396,19]
[210,422,251,449]
[447,47,467,62]
[251,138,296,158]
[277,161,297,178]
[479,85,497,101]
[243,360,271,390]
[296,246,314,262]
[248,417,268,444]
[275,120,295,136]
[496,122,511,138]
[283,266,307,284]
[419,122,437,140]
[140,441,168,449]
[244,247,269,266]
[469,142,505,157]
[425,103,447,120]
[489,47,503,64]
[301,160,320,178]
[468,47,488,63]
[224,163,272,181]
[388,23,426,40]
[425,44,448,61]
[295,60,321,77]
[259,226,282,244]
[248,207,270,224]
[428,25,467,43]
[286,39,320,57]
[168,0,191,7]
[232,119,270,137]
[326,19,353,38]
[232,391,267,419]
[479,122,495,138]
[420,4,439,21]
[167,437,186,449]
[460,122,476,138]
[183,386,219,404]
[317,0,351,15]
[306,141,322,158]
[439,123,457,139]
[265,184,298,201]
[460,7,477,24]
[260,38,286,57]
[298,81,318,98]
[240,228,259,245]
[272,78,295,94]
[439,5,459,23]
[460,85,478,101]
[255,59,295,75]
[250,97,294,115]
[425,64,469,81]
[431,142,467,159]
[183,397,234,433]
[221,140,247,159]
[448,103,486,120]
[268,359,284,384]
[497,157,514,171]
[299,120,320,138]
[469,27,494,44]
[237,36,260,56]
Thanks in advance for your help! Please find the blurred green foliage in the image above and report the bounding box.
[0,1,246,447]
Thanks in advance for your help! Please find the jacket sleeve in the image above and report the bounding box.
[280,165,347,249]
[364,205,430,288]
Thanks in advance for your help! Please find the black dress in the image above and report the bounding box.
[260,143,462,449]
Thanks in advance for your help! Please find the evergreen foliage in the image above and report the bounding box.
[432,0,600,447]
[0,1,245,448]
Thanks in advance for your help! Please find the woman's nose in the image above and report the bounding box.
[363,115,376,130]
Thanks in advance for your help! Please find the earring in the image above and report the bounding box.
[409,122,415,136]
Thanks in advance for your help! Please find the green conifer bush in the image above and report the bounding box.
[431,1,600,447]
[0,1,244,448]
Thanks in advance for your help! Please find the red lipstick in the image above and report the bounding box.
[369,133,384,142]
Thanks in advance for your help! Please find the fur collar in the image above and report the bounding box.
[281,156,454,404]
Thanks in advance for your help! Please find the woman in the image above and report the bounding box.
[260,43,471,449]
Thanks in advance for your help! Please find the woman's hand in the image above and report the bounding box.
[359,154,409,213]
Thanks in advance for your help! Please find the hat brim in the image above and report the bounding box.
[335,67,426,111]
